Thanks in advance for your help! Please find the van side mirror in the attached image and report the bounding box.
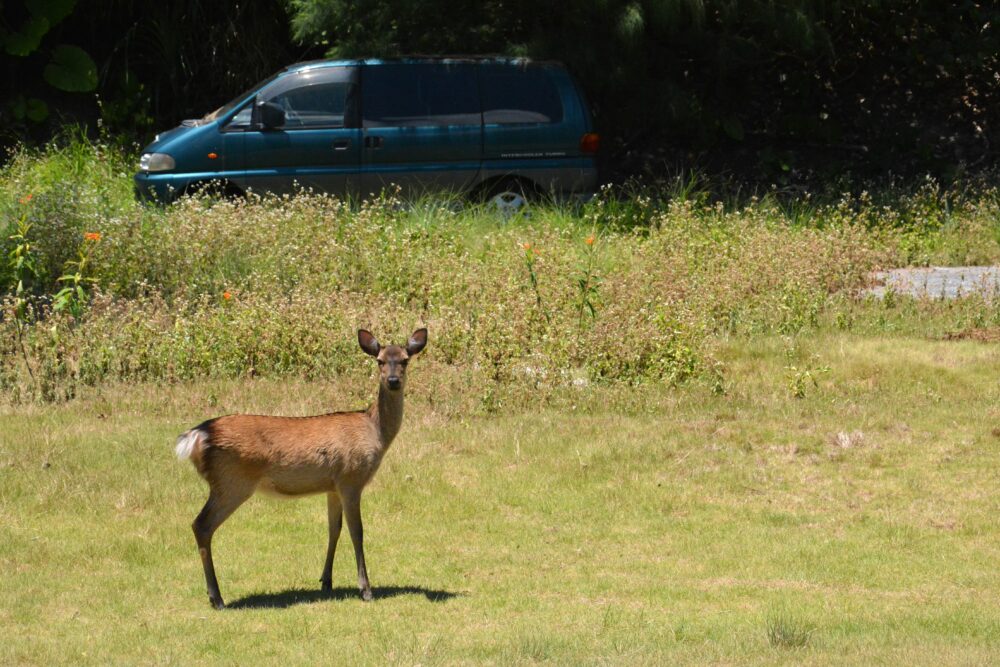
[258,101,285,130]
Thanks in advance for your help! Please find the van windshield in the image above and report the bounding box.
[201,71,284,122]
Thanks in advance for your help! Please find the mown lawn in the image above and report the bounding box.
[2,333,999,665]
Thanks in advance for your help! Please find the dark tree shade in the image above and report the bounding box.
[1,0,317,143]
[3,0,998,182]
[289,0,1000,180]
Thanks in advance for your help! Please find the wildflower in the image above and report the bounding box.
[84,231,101,241]
[522,242,531,251]
[223,291,232,301]
[585,235,595,246]
[19,194,32,205]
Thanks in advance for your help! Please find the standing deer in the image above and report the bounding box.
[175,328,427,608]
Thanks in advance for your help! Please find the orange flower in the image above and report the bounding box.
[585,235,595,246]
[222,291,232,301]
[84,231,101,241]
[19,194,32,205]
[522,242,532,251]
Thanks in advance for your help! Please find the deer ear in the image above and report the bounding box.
[406,328,428,356]
[358,329,380,357]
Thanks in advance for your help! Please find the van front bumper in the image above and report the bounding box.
[133,172,190,203]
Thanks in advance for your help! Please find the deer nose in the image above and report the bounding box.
[387,376,401,390]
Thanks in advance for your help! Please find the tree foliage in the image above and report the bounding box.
[2,1,998,182]
[1,0,312,141]
[289,0,1000,179]
[1,0,99,126]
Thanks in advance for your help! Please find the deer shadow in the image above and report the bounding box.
[227,585,462,609]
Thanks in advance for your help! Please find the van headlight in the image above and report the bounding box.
[139,153,176,172]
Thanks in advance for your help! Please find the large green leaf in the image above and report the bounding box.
[26,0,76,24]
[26,97,50,122]
[4,17,50,56]
[9,95,27,120]
[10,95,49,122]
[43,44,97,92]
[721,115,745,142]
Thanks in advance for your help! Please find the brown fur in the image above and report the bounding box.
[196,411,382,494]
[177,328,427,608]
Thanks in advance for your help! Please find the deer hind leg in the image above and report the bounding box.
[192,479,255,609]
[320,491,343,593]
[340,487,373,601]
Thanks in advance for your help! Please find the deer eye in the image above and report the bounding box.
[377,359,385,366]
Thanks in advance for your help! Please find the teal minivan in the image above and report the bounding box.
[134,58,599,209]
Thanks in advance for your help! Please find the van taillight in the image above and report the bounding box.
[580,133,600,155]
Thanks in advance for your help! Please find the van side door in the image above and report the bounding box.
[479,63,594,196]
[240,66,360,198]
[360,62,482,199]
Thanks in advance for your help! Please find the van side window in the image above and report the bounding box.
[224,105,253,130]
[363,64,480,128]
[253,67,359,130]
[266,81,355,129]
[481,66,563,125]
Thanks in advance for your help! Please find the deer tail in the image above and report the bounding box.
[176,423,214,477]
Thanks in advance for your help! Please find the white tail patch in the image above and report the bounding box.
[176,429,207,460]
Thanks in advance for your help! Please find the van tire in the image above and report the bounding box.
[481,178,538,217]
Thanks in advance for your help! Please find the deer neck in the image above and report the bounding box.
[368,384,404,447]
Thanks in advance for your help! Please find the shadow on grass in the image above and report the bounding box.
[228,585,462,609]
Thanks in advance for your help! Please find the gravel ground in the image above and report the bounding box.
[866,266,1000,299]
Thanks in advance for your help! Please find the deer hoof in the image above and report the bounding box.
[361,588,374,602]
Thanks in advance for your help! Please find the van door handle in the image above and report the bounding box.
[364,136,384,149]
[333,139,351,150]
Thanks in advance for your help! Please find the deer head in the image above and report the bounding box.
[358,328,428,392]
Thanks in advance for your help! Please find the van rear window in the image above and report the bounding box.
[363,64,480,127]
[481,66,563,125]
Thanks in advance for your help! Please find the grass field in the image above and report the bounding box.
[3,333,999,665]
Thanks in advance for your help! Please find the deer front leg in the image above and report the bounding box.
[341,488,373,601]
[320,491,343,593]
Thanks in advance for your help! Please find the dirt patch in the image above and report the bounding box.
[943,327,1000,343]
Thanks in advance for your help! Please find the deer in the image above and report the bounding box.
[174,328,428,609]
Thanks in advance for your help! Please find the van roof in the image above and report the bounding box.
[285,56,565,74]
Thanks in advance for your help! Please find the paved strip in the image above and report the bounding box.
[866,266,1000,299]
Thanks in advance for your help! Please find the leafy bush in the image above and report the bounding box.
[4,139,1000,404]
[1,134,134,290]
